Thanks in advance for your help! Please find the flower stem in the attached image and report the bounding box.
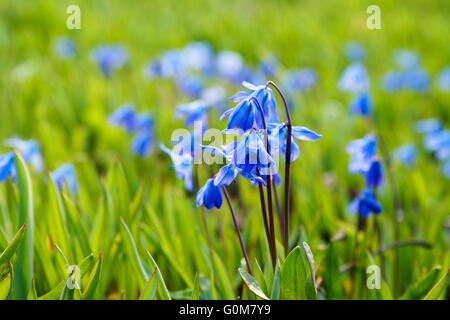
[266,81,292,254]
[222,187,253,275]
[272,177,285,249]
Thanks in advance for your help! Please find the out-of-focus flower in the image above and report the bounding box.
[338,63,370,93]
[442,159,450,179]
[181,41,215,76]
[201,86,227,112]
[393,49,421,70]
[196,178,223,210]
[365,158,383,188]
[221,82,279,134]
[259,55,279,78]
[216,51,250,84]
[349,92,372,117]
[131,131,153,157]
[347,188,382,218]
[345,41,366,61]
[423,130,450,153]
[54,37,76,58]
[437,66,450,92]
[268,123,322,162]
[0,152,15,183]
[4,138,43,173]
[160,143,193,191]
[175,74,204,98]
[392,144,417,167]
[135,112,154,132]
[50,164,78,193]
[108,103,136,132]
[91,45,128,78]
[282,68,318,92]
[415,118,443,135]
[346,134,377,174]
[175,100,210,128]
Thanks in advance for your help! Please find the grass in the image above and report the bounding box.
[0,0,448,300]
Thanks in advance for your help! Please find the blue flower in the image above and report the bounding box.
[282,68,318,92]
[423,130,450,154]
[268,123,322,162]
[131,131,153,157]
[181,41,215,76]
[381,69,430,92]
[365,158,383,188]
[54,37,76,58]
[108,103,136,132]
[50,164,78,193]
[338,63,370,93]
[415,118,443,135]
[259,55,279,78]
[221,82,279,134]
[345,41,366,61]
[201,86,227,112]
[0,152,15,183]
[160,144,194,191]
[437,66,450,92]
[135,112,154,132]
[91,45,128,78]
[349,92,372,117]
[175,100,209,128]
[175,74,204,98]
[347,188,382,218]
[346,134,377,174]
[442,159,450,179]
[393,49,420,70]
[392,144,417,167]
[4,137,43,173]
[196,178,223,210]
[216,51,250,84]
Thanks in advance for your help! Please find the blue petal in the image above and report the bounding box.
[291,126,322,141]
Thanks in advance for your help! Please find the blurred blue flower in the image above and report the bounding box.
[282,68,318,92]
[338,63,369,93]
[160,143,194,191]
[349,92,372,117]
[437,66,450,92]
[268,123,322,162]
[175,74,204,98]
[196,178,223,210]
[393,49,421,70]
[54,37,76,58]
[365,158,383,188]
[347,188,382,218]
[216,51,251,84]
[131,131,154,157]
[221,82,279,134]
[4,137,43,173]
[175,100,210,128]
[91,45,128,78]
[135,112,154,132]
[0,152,15,183]
[423,130,450,153]
[50,164,78,193]
[201,86,227,112]
[442,159,450,179]
[259,55,279,78]
[392,144,417,167]
[108,103,136,132]
[181,41,215,76]
[345,41,366,61]
[415,118,443,135]
[346,134,377,174]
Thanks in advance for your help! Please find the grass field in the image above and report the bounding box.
[0,0,448,300]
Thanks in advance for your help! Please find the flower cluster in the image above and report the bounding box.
[108,103,155,157]
[415,118,450,178]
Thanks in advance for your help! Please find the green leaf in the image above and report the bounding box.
[253,258,269,298]
[81,253,103,300]
[13,152,34,300]
[191,273,200,300]
[0,262,13,300]
[119,216,148,287]
[27,278,37,300]
[281,246,316,300]
[145,249,171,300]
[212,252,233,300]
[399,266,442,300]
[239,268,269,300]
[0,224,26,271]
[323,242,343,299]
[423,268,448,300]
[270,260,281,300]
[139,267,158,300]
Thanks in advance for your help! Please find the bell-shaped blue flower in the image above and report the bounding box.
[349,92,372,117]
[91,45,128,78]
[4,138,43,173]
[50,164,78,193]
[175,100,210,128]
[338,63,370,93]
[365,158,383,188]
[196,178,223,210]
[392,144,417,167]
[347,188,382,218]
[160,144,193,191]
[0,152,15,183]
[346,134,377,174]
[131,131,153,157]
[108,103,136,132]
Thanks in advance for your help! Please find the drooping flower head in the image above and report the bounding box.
[0,152,15,183]
[50,164,78,193]
[175,100,210,128]
[91,45,128,78]
[4,137,43,173]
[160,143,194,192]
[346,134,377,174]
[349,92,372,117]
[338,63,370,93]
[108,103,136,133]
[365,158,384,189]
[347,188,382,218]
[196,178,223,210]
